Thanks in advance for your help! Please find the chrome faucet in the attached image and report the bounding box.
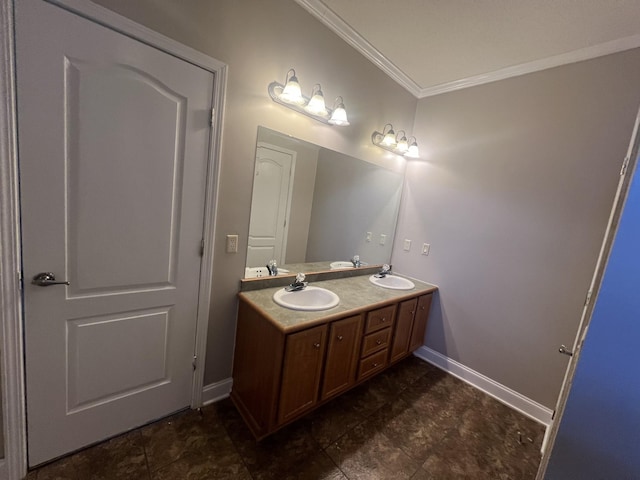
[351,255,361,268]
[266,259,278,276]
[285,272,307,292]
[375,264,391,278]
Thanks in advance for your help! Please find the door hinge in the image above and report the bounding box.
[584,290,593,307]
[192,355,198,371]
[200,238,205,257]
[210,108,215,127]
[621,155,630,176]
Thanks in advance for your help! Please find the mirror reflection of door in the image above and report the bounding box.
[247,144,295,268]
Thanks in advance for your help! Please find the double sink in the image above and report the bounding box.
[273,274,416,311]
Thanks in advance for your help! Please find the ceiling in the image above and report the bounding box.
[295,0,640,98]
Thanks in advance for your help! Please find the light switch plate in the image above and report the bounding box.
[379,234,386,245]
[366,232,372,242]
[404,239,411,251]
[422,243,430,255]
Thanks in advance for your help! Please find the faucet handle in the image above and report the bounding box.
[295,272,306,283]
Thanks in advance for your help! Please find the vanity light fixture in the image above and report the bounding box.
[268,69,350,126]
[372,124,420,158]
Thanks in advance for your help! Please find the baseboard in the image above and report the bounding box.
[414,346,553,427]
[201,378,233,406]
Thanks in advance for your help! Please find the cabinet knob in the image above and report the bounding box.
[313,342,321,349]
[381,317,386,322]
[376,339,382,345]
[410,311,415,315]
[421,306,425,310]
[372,362,379,368]
[337,335,344,341]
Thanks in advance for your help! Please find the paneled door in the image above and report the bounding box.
[246,144,294,268]
[16,0,214,465]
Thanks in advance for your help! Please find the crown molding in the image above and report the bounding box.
[294,0,422,97]
[417,34,640,98]
[295,0,640,100]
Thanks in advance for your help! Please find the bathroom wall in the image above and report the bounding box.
[391,48,640,408]
[90,0,418,384]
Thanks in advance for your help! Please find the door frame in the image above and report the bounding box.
[536,107,640,477]
[249,141,297,266]
[0,1,227,477]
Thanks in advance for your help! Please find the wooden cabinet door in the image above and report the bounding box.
[390,297,418,363]
[320,315,362,401]
[278,325,327,425]
[409,294,433,352]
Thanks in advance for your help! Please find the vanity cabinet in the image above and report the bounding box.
[231,289,434,440]
[320,315,363,401]
[278,325,327,424]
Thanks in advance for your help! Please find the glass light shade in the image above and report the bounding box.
[382,129,396,147]
[279,75,305,105]
[406,140,420,158]
[396,134,408,153]
[304,86,327,116]
[328,105,349,126]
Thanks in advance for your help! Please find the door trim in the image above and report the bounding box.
[0,1,27,477]
[0,0,227,475]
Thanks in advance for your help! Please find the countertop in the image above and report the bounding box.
[238,274,438,333]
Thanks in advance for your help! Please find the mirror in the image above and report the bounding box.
[245,127,404,277]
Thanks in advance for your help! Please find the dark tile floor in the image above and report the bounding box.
[25,357,544,479]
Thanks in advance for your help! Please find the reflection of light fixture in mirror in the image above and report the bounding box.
[328,97,350,126]
[406,137,420,158]
[304,84,328,116]
[268,69,350,126]
[372,124,420,158]
[395,130,409,154]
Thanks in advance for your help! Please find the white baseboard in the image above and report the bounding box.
[414,346,553,427]
[201,378,233,406]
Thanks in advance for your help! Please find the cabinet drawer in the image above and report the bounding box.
[358,349,388,379]
[361,327,391,358]
[364,305,395,334]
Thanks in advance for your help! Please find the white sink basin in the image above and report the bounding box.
[369,275,415,290]
[273,286,340,311]
[330,261,353,269]
[330,261,368,269]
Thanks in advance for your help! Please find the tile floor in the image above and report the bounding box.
[25,357,544,479]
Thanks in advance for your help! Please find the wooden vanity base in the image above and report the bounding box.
[230,291,433,440]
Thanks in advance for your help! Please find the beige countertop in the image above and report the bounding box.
[238,274,438,333]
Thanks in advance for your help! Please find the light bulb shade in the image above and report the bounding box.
[304,85,327,116]
[382,130,396,147]
[406,139,420,158]
[396,131,408,153]
[328,104,349,126]
[279,70,305,105]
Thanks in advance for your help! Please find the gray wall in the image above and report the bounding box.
[91,0,418,385]
[391,49,640,408]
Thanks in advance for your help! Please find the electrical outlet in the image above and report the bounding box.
[226,234,238,253]
[379,234,386,245]
[403,239,411,251]
[366,231,372,242]
[422,243,430,255]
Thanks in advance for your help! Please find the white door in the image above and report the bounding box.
[246,145,294,267]
[16,0,214,466]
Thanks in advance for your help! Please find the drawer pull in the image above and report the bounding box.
[337,335,344,341]
[381,317,386,322]
[372,362,379,368]
[376,339,382,345]
[313,342,321,349]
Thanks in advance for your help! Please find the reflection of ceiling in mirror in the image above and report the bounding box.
[245,127,404,277]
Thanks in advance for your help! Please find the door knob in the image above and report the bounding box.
[32,272,70,287]
[558,345,573,357]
